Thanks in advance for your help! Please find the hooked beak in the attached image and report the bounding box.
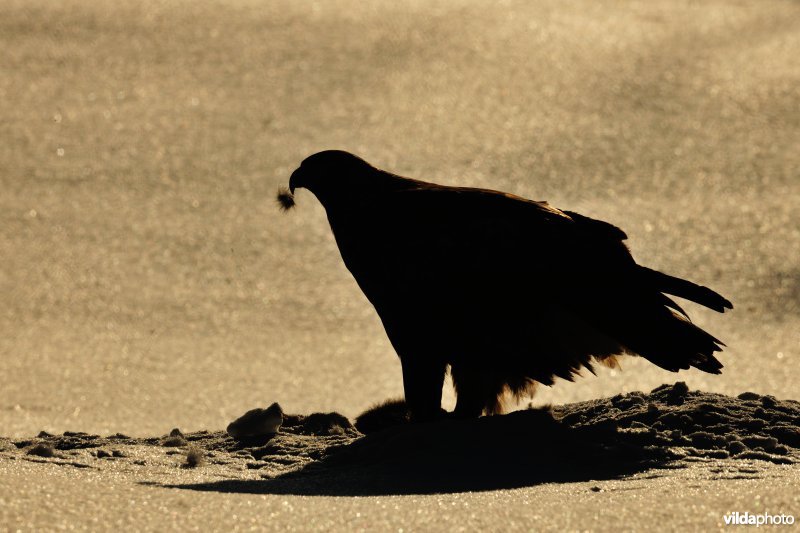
[288,168,300,195]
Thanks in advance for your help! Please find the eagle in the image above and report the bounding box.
[281,150,732,420]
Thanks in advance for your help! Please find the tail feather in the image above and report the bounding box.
[637,266,733,312]
[616,307,725,375]
[585,268,731,376]
[658,293,689,320]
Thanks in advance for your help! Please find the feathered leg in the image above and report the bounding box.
[399,355,447,421]
[451,363,504,417]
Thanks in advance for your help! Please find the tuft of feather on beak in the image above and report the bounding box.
[277,187,295,210]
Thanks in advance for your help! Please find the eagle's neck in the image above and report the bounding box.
[321,195,388,303]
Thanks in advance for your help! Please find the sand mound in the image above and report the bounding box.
[1,384,797,495]
[554,382,798,463]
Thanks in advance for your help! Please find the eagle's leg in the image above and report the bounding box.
[452,393,485,418]
[451,363,502,418]
[399,355,447,422]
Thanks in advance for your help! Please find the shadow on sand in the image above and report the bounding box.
[152,384,798,496]
[165,407,675,496]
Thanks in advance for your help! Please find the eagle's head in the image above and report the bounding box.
[278,150,375,210]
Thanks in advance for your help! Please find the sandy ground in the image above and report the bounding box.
[2,0,799,530]
[2,385,799,531]
[2,457,795,532]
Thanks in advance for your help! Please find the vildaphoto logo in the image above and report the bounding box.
[723,512,795,527]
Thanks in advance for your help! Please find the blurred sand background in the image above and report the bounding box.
[3,0,798,438]
[2,0,800,529]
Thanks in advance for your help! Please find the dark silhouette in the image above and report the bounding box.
[282,150,732,420]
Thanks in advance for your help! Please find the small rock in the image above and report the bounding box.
[727,441,747,455]
[96,449,112,458]
[672,382,689,396]
[162,435,187,447]
[661,382,689,405]
[761,396,778,408]
[27,443,56,458]
[737,392,760,401]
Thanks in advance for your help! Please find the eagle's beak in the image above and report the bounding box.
[288,168,300,195]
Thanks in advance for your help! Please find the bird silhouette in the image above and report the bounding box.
[282,150,732,420]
